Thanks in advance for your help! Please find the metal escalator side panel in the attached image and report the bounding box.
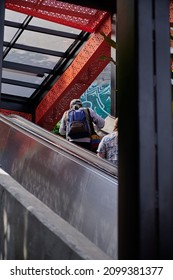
[0,116,118,259]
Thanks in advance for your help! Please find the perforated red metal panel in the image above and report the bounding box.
[170,1,173,24]
[35,16,111,130]
[5,0,109,33]
[0,109,32,120]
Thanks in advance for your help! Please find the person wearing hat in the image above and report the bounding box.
[59,99,105,150]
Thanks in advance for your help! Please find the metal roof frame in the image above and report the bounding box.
[1,8,90,113]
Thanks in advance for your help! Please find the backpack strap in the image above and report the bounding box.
[64,110,68,122]
[64,110,72,140]
[85,108,95,135]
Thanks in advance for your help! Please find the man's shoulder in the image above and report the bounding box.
[103,132,116,141]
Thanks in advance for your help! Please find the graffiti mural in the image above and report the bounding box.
[80,63,111,119]
[80,83,111,119]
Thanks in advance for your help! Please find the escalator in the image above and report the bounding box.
[0,114,118,259]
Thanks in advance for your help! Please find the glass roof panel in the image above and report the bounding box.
[2,69,44,85]
[2,8,88,111]
[16,30,75,52]
[30,17,81,34]
[5,9,27,23]
[2,83,35,98]
[4,26,18,41]
[4,49,61,69]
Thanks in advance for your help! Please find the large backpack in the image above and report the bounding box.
[66,108,91,139]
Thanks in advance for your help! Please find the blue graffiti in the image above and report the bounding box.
[80,83,111,119]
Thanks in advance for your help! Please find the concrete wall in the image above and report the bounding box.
[0,168,111,260]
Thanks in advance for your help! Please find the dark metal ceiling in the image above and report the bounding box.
[61,0,116,13]
[1,8,90,114]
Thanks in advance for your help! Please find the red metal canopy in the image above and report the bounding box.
[5,0,109,33]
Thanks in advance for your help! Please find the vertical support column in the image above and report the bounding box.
[0,0,5,99]
[138,0,157,259]
[117,0,141,260]
[117,0,173,259]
